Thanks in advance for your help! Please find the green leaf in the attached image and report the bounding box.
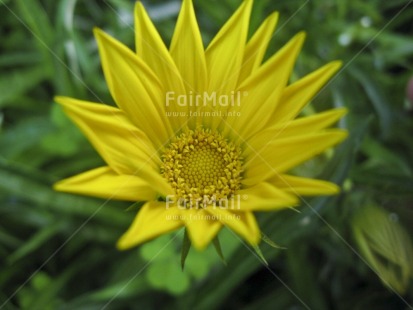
[23,267,78,310]
[40,104,87,156]
[0,228,22,248]
[146,262,190,295]
[165,263,191,295]
[352,204,413,294]
[252,245,268,266]
[0,0,11,6]
[0,51,41,67]
[0,68,48,107]
[140,234,175,262]
[15,0,54,72]
[212,236,226,265]
[361,136,412,176]
[261,232,286,249]
[184,252,211,280]
[348,67,394,138]
[84,277,148,302]
[285,245,329,310]
[7,223,61,264]
[0,159,130,226]
[125,201,144,212]
[31,272,52,291]
[181,229,191,270]
[0,117,54,159]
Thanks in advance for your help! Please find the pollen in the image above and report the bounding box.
[161,128,243,207]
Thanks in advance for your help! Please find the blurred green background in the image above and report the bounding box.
[1,0,413,309]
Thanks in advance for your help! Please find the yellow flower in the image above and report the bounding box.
[54,0,347,251]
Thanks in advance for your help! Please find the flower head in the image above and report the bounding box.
[54,0,347,251]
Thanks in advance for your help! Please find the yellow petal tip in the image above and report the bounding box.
[116,233,144,251]
[327,183,341,195]
[92,27,102,37]
[268,11,279,25]
[269,11,279,18]
[116,239,130,251]
[54,96,71,107]
[240,0,253,13]
[53,96,63,104]
[326,60,343,75]
[335,106,349,115]
[52,182,63,192]
[338,129,349,140]
[289,196,301,207]
[135,1,144,13]
[295,31,307,44]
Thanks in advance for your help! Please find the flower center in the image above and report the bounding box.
[161,128,242,207]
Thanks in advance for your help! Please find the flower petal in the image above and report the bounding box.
[245,108,347,154]
[55,96,157,169]
[271,61,342,124]
[94,28,174,147]
[243,130,348,186]
[204,0,252,130]
[54,166,157,201]
[226,32,306,141]
[117,201,183,250]
[170,0,207,94]
[268,174,340,196]
[237,182,298,211]
[134,2,188,130]
[206,208,260,246]
[169,0,208,128]
[238,12,279,84]
[180,208,222,250]
[55,96,173,196]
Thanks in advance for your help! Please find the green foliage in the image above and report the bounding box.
[212,236,227,265]
[352,204,413,294]
[138,229,238,296]
[180,229,191,270]
[1,0,413,309]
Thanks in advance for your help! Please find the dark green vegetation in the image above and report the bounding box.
[1,0,413,309]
